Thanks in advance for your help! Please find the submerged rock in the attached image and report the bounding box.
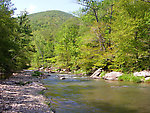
[60,77,66,80]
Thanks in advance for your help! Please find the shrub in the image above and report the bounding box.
[118,74,144,83]
[38,90,45,95]
[100,71,106,77]
[32,71,43,76]
[144,79,150,83]
[15,81,33,85]
[130,76,142,83]
[15,81,26,86]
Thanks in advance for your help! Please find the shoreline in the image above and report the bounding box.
[90,69,150,83]
[0,71,52,113]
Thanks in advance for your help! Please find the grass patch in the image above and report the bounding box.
[100,71,106,77]
[15,81,26,85]
[26,81,33,84]
[32,71,43,77]
[44,99,56,113]
[118,74,144,83]
[144,79,150,83]
[73,70,86,75]
[38,90,45,95]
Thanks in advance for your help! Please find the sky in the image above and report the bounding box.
[12,0,82,16]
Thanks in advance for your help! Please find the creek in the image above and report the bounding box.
[43,74,150,113]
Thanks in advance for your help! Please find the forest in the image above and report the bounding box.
[0,0,149,75]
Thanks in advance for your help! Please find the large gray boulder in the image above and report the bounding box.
[103,72,122,80]
[90,68,102,79]
[134,71,150,77]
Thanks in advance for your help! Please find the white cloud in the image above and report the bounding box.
[27,4,36,14]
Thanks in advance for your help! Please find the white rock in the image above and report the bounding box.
[145,77,150,81]
[103,72,122,80]
[134,71,150,77]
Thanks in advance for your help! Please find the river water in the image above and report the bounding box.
[43,74,150,113]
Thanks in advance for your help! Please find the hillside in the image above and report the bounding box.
[28,10,79,68]
[28,10,75,31]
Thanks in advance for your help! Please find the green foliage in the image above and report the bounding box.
[144,79,150,83]
[0,0,33,72]
[29,10,75,68]
[15,81,26,86]
[14,11,33,70]
[100,71,106,77]
[118,74,144,83]
[110,0,150,72]
[32,71,43,77]
[55,18,80,70]
[38,90,45,95]
[28,0,149,74]
[1,0,149,75]
[28,10,74,31]
[0,0,16,72]
[15,81,33,85]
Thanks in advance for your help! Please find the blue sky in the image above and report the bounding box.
[12,0,82,16]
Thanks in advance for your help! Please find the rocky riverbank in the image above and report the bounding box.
[0,71,52,113]
[90,68,150,83]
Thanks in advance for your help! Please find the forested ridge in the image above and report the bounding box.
[29,10,74,31]
[0,0,149,75]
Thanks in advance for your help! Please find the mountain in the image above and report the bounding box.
[28,10,75,31]
[28,10,80,68]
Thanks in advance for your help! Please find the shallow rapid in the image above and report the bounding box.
[43,74,150,113]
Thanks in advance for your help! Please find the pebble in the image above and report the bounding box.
[0,72,52,113]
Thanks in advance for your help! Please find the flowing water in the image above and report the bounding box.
[43,74,150,113]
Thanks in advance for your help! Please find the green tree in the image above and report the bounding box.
[31,30,54,68]
[110,0,150,72]
[0,0,17,72]
[28,10,74,69]
[76,0,115,73]
[55,18,80,70]
[13,11,33,70]
[0,0,33,72]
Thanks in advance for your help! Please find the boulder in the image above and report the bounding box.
[103,72,122,81]
[90,68,102,78]
[145,77,150,81]
[134,71,150,77]
[59,76,66,80]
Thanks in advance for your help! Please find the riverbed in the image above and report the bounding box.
[0,72,51,113]
[43,73,150,113]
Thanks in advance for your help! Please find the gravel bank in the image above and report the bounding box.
[0,71,52,113]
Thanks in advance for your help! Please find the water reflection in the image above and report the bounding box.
[44,74,150,113]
